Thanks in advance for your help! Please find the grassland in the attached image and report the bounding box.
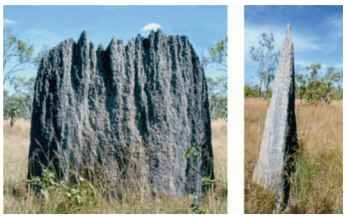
[245,98,342,213]
[4,119,227,213]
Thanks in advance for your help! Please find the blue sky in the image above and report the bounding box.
[4,5,227,78]
[245,6,343,85]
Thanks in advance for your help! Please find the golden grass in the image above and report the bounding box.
[245,98,343,213]
[3,119,227,213]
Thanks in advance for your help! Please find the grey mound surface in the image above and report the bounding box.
[28,30,214,196]
[252,25,298,211]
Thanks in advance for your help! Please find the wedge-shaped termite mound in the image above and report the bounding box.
[28,30,214,196]
[252,25,298,212]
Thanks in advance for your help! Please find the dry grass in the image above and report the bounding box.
[3,119,227,213]
[245,98,343,213]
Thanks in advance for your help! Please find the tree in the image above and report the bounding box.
[245,84,260,98]
[206,76,227,119]
[13,76,36,118]
[202,38,227,120]
[295,64,343,104]
[5,95,21,127]
[250,33,279,98]
[323,66,342,101]
[4,28,34,86]
[295,73,307,99]
[4,76,35,125]
[203,37,227,71]
[324,66,342,87]
[306,63,322,81]
[3,27,36,125]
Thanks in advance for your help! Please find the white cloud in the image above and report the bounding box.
[5,18,16,25]
[141,23,161,32]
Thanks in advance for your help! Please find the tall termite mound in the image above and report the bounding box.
[253,25,298,212]
[28,30,214,196]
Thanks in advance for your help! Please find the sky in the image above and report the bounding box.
[4,5,227,78]
[245,5,343,85]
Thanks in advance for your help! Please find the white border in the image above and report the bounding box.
[1,0,347,216]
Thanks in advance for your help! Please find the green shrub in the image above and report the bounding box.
[28,169,98,212]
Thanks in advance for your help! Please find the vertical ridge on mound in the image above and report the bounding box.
[252,25,298,212]
[28,30,214,196]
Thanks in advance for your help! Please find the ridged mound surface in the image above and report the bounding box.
[28,30,213,196]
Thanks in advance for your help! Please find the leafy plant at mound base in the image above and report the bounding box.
[28,169,98,212]
[184,145,216,214]
[184,145,215,190]
[27,168,59,200]
[59,177,97,211]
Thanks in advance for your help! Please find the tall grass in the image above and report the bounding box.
[3,119,227,213]
[245,98,342,213]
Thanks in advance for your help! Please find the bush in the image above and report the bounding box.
[209,95,227,120]
[28,169,98,212]
[245,85,260,98]
[295,65,342,104]
[206,76,227,120]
